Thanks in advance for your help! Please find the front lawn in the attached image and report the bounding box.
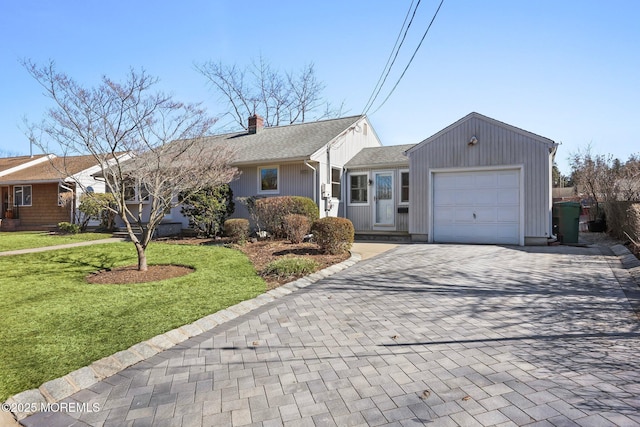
[0,231,113,252]
[0,242,265,401]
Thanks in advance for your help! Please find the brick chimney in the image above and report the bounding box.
[248,114,264,134]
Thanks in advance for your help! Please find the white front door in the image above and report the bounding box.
[374,171,394,227]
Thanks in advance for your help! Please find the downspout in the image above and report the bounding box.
[322,121,359,216]
[59,183,75,223]
[342,167,347,219]
[326,146,331,215]
[303,160,317,211]
[549,143,559,240]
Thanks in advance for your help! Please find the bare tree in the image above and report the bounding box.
[196,56,344,130]
[618,154,640,201]
[23,60,238,271]
[569,145,611,220]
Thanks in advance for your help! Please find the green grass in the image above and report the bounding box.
[0,231,113,252]
[0,242,265,401]
[263,257,319,278]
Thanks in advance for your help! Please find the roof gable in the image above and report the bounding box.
[198,115,364,165]
[406,112,556,155]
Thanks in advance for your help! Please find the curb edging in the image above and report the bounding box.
[608,244,640,319]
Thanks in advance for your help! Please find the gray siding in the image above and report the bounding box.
[229,162,316,220]
[345,167,409,233]
[312,116,382,218]
[407,115,554,243]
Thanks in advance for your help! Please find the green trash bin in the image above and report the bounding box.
[552,201,581,244]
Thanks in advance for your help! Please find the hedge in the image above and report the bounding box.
[253,196,318,238]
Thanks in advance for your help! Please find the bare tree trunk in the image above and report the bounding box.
[134,241,148,271]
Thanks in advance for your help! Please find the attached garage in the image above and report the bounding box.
[432,168,523,245]
[406,112,557,246]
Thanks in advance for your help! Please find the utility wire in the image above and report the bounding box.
[370,0,445,116]
[362,0,421,116]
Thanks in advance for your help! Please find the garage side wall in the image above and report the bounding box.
[408,116,552,244]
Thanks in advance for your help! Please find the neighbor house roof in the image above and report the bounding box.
[198,115,364,165]
[0,154,50,174]
[345,144,415,169]
[0,155,101,184]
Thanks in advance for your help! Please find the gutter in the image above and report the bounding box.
[344,162,410,170]
[231,157,311,167]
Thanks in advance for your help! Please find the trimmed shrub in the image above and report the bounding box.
[253,197,289,237]
[283,214,310,244]
[263,257,318,278]
[58,221,80,234]
[290,196,319,222]
[311,217,354,255]
[180,185,234,237]
[224,219,249,244]
[253,196,318,238]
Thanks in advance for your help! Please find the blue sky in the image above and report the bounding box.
[1,1,638,174]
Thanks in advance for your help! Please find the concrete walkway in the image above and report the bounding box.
[16,243,640,426]
[351,242,399,261]
[0,238,123,256]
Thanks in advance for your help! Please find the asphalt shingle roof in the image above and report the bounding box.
[344,144,415,168]
[198,115,363,164]
[0,155,100,183]
[0,155,49,174]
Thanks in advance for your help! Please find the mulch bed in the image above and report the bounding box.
[237,240,349,289]
[86,237,349,288]
[86,265,194,284]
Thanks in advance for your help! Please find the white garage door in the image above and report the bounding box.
[432,169,521,245]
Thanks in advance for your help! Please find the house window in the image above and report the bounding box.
[258,166,279,194]
[58,184,73,206]
[124,179,150,202]
[349,174,368,204]
[14,185,32,207]
[331,168,341,200]
[400,171,409,204]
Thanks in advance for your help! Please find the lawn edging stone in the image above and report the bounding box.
[6,249,361,421]
[608,244,640,319]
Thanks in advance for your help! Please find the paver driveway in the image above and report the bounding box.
[23,244,640,426]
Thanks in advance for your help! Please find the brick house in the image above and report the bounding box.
[0,154,116,231]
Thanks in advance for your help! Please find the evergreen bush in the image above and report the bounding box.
[311,217,354,255]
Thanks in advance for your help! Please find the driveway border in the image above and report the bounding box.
[608,244,640,318]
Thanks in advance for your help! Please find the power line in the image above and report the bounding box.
[362,0,421,116]
[370,0,445,116]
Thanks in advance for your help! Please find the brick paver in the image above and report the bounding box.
[20,244,640,426]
